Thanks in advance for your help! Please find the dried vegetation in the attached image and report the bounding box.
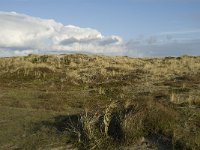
[0,54,200,149]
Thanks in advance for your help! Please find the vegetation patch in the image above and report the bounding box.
[0,54,200,149]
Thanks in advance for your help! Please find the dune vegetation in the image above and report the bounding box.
[0,54,200,149]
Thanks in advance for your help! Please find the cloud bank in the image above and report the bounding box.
[126,30,200,57]
[0,12,123,56]
[0,11,200,57]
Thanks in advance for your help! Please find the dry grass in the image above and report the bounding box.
[0,54,200,149]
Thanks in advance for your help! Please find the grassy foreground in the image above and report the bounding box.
[0,54,200,149]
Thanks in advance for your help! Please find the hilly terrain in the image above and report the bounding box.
[0,54,200,150]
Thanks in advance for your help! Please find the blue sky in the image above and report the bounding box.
[0,0,200,56]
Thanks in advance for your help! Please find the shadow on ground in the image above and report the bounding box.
[33,113,186,150]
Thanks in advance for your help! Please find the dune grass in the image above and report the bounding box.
[0,54,200,149]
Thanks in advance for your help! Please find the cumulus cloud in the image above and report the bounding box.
[0,11,123,56]
[1,11,200,57]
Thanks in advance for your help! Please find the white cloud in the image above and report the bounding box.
[1,11,200,57]
[0,11,124,56]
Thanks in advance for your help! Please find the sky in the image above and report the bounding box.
[0,0,200,57]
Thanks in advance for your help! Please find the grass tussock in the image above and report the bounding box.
[0,54,200,149]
